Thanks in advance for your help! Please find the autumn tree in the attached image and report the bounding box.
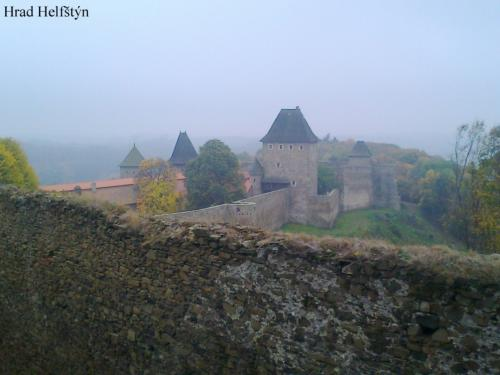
[0,138,38,189]
[136,158,183,215]
[418,169,453,224]
[185,139,244,209]
[471,126,500,252]
[446,122,487,247]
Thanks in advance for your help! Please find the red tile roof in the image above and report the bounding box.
[41,173,186,193]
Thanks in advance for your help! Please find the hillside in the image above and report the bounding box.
[0,187,498,374]
[282,207,462,248]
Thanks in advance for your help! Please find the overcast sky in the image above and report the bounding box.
[1,0,499,154]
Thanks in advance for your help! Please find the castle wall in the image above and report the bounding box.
[238,188,289,230]
[307,189,340,228]
[341,157,374,211]
[160,189,290,230]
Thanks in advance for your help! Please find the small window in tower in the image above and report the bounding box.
[299,145,303,151]
[279,144,284,150]
[253,178,256,183]
[276,162,281,168]
[268,144,273,150]
[289,145,293,150]
[292,180,297,187]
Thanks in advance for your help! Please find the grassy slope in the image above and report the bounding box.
[281,207,463,248]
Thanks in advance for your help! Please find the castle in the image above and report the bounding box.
[162,107,400,230]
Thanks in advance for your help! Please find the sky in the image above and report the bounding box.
[1,0,499,155]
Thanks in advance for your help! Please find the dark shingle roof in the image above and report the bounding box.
[170,131,198,166]
[260,107,319,144]
[350,141,372,158]
[120,144,144,167]
[262,177,290,184]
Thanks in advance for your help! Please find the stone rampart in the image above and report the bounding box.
[0,187,499,374]
[238,188,290,230]
[307,189,340,228]
[160,189,290,230]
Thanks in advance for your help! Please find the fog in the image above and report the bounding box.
[1,0,499,162]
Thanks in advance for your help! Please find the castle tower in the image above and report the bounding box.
[259,106,319,223]
[169,131,198,170]
[120,144,145,178]
[341,140,374,211]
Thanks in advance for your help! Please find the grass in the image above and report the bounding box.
[281,207,463,248]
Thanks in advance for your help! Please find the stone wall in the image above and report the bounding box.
[307,189,340,228]
[238,188,290,230]
[160,189,290,230]
[1,187,499,374]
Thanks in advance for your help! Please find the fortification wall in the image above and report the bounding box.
[161,188,289,230]
[1,187,498,374]
[238,188,289,230]
[307,189,340,228]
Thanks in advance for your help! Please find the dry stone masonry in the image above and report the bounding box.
[0,187,498,374]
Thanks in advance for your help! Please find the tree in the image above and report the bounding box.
[185,139,244,209]
[418,169,453,224]
[317,163,338,194]
[471,126,500,252]
[0,138,38,189]
[135,158,183,215]
[447,122,487,247]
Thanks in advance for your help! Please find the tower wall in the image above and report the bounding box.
[341,157,373,211]
[372,164,401,210]
[120,166,139,178]
[260,142,318,224]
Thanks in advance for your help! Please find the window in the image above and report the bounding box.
[276,162,281,168]
[299,145,303,151]
[268,144,273,150]
[253,178,256,182]
[289,145,293,150]
[292,180,297,187]
[279,144,284,150]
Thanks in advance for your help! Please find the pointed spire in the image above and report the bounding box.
[350,141,372,158]
[260,107,319,144]
[120,144,145,167]
[170,131,198,167]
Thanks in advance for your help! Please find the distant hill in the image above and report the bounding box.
[281,206,463,249]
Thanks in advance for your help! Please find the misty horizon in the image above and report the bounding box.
[1,0,499,157]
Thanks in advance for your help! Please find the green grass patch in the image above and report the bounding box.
[281,207,463,248]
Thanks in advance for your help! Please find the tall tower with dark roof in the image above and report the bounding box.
[341,140,374,211]
[258,106,319,223]
[120,144,144,178]
[169,131,198,170]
